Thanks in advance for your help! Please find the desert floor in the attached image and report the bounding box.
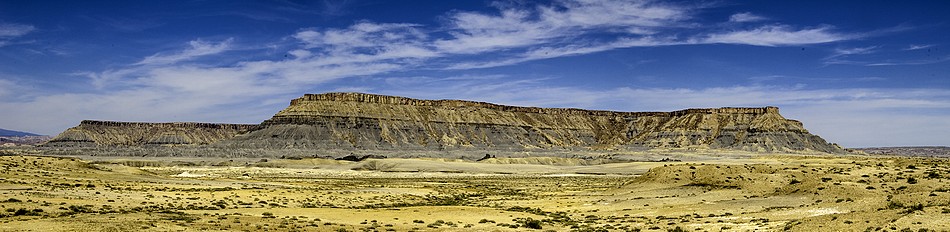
[0,152,949,232]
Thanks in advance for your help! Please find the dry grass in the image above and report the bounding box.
[0,154,948,231]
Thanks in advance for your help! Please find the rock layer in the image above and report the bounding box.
[45,120,257,147]
[221,93,843,153]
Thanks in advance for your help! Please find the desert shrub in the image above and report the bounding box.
[12,208,41,216]
[907,177,918,184]
[925,171,941,179]
[67,205,95,213]
[523,218,542,229]
[888,201,904,210]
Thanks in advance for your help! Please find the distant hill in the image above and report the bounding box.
[855,146,950,158]
[0,128,41,137]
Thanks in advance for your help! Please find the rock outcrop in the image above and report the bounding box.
[220,92,843,153]
[44,120,257,147]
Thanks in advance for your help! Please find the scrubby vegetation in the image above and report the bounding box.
[0,154,949,231]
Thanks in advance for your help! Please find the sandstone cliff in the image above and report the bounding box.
[44,120,257,147]
[221,92,843,153]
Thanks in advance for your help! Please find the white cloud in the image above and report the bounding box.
[0,22,34,37]
[728,12,766,23]
[288,1,857,71]
[435,0,689,54]
[824,45,950,66]
[701,25,850,46]
[446,36,681,69]
[287,49,312,59]
[904,44,934,51]
[293,22,438,64]
[0,22,35,48]
[434,9,553,54]
[430,1,857,68]
[135,38,234,66]
[295,22,427,49]
[822,46,879,65]
[830,46,878,57]
[864,56,950,66]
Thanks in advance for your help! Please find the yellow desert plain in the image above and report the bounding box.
[1,150,949,232]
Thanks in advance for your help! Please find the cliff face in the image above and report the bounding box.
[44,120,257,147]
[222,92,843,153]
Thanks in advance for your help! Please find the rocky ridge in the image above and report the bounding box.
[0,136,52,146]
[44,92,843,154]
[45,120,257,147]
[220,92,843,153]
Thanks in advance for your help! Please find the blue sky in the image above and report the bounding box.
[0,0,948,147]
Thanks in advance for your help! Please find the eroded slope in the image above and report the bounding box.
[45,120,256,147]
[224,93,842,153]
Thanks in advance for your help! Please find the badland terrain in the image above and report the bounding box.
[1,93,948,232]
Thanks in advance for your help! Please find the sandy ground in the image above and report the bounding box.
[0,153,949,231]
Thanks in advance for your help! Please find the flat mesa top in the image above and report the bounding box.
[290,92,780,116]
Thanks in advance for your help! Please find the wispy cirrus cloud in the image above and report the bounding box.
[135,38,235,66]
[431,1,858,69]
[292,22,436,61]
[904,44,934,51]
[729,12,766,23]
[77,38,236,89]
[0,22,35,47]
[830,46,878,57]
[864,56,950,66]
[0,22,34,37]
[823,45,949,66]
[822,46,879,65]
[80,15,164,32]
[700,25,851,46]
[445,36,681,69]
[434,0,689,54]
